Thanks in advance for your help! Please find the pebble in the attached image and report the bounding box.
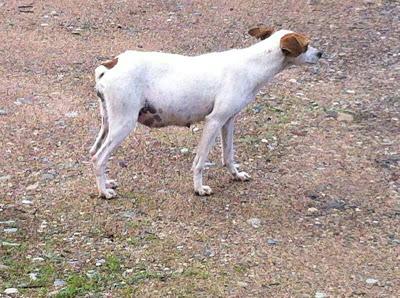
[4,288,18,295]
[247,218,261,228]
[26,182,39,191]
[0,264,10,270]
[65,111,78,118]
[21,199,33,205]
[32,257,45,262]
[345,89,356,94]
[0,220,16,225]
[337,112,354,122]
[180,148,189,154]
[4,228,18,233]
[307,207,319,214]
[365,278,378,285]
[237,281,248,288]
[0,175,12,181]
[315,292,327,298]
[0,109,7,115]
[54,279,66,287]
[95,259,105,266]
[86,270,97,278]
[267,239,278,245]
[203,246,215,257]
[14,97,33,105]
[29,272,38,280]
[2,241,20,247]
[42,173,55,180]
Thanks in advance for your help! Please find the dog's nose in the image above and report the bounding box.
[317,51,323,58]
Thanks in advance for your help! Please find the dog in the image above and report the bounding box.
[90,26,323,199]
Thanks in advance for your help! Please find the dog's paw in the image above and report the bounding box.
[195,185,213,196]
[106,179,118,189]
[233,171,251,181]
[100,189,117,199]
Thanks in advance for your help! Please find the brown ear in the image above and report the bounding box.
[280,33,310,57]
[248,26,274,40]
[101,57,118,69]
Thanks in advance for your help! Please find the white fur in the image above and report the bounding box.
[90,29,322,198]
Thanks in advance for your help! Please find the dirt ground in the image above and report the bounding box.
[0,0,399,297]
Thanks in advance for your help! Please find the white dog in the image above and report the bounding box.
[90,26,323,198]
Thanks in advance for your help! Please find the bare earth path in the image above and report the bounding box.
[0,0,399,297]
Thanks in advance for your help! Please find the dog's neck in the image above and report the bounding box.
[238,41,290,94]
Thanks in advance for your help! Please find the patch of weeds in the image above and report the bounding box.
[233,264,248,274]
[126,236,140,246]
[129,269,164,284]
[239,135,259,144]
[104,255,121,273]
[56,273,99,298]
[181,266,209,279]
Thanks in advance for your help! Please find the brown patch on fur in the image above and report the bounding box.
[280,33,310,57]
[248,26,274,40]
[142,118,154,127]
[101,57,118,69]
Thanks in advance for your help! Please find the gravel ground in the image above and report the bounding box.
[0,0,399,297]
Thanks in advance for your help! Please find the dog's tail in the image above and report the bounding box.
[95,57,119,83]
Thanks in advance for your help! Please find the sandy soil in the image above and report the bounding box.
[0,0,399,297]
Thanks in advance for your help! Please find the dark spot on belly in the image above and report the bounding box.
[153,114,162,122]
[139,102,157,115]
[142,118,154,127]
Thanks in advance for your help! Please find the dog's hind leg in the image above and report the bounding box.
[92,91,140,199]
[89,91,108,156]
[221,117,251,181]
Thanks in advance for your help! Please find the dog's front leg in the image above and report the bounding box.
[192,118,223,196]
[221,117,251,181]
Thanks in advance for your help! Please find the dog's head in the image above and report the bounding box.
[248,26,323,65]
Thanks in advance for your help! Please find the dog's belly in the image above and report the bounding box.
[138,99,214,128]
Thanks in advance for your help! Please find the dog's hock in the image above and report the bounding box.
[248,26,274,40]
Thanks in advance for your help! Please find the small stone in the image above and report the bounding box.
[2,241,20,247]
[261,139,268,143]
[42,173,55,180]
[0,175,11,182]
[29,272,38,280]
[237,281,248,288]
[65,111,78,118]
[366,278,378,285]
[0,109,7,115]
[50,10,58,16]
[180,148,189,154]
[247,218,261,228]
[22,199,33,205]
[267,239,278,245]
[86,269,97,278]
[315,292,327,298]
[337,112,354,122]
[307,207,318,214]
[0,220,16,225]
[289,78,297,83]
[26,182,39,191]
[4,228,18,233]
[95,259,105,266]
[54,279,66,287]
[40,23,49,27]
[4,288,18,295]
[203,246,215,257]
[0,264,10,270]
[345,89,355,94]
[32,257,45,262]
